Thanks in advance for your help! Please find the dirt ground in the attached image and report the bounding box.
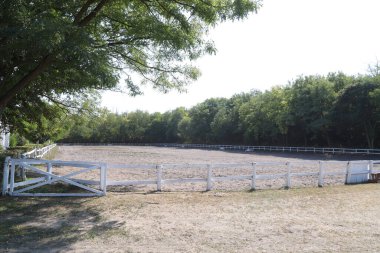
[1,146,380,252]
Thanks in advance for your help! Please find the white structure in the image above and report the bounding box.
[3,158,379,197]
[0,129,10,150]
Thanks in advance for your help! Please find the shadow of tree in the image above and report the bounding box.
[0,197,125,252]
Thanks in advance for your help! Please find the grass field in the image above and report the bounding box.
[1,185,380,252]
[1,146,379,252]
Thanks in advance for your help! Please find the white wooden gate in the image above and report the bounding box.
[2,158,107,197]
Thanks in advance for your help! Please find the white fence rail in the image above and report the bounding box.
[3,158,380,197]
[22,144,57,159]
[61,143,380,155]
[154,143,380,155]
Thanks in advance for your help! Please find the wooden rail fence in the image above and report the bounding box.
[2,158,380,197]
[22,144,57,159]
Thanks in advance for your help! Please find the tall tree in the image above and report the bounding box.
[188,98,227,143]
[239,89,288,145]
[333,78,380,148]
[0,0,260,131]
[287,76,336,146]
[211,92,251,144]
[165,107,188,142]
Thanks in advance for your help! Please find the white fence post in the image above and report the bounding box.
[206,164,213,191]
[2,157,10,196]
[157,165,163,192]
[251,162,257,191]
[9,161,16,195]
[345,162,352,184]
[318,161,324,187]
[285,162,291,189]
[20,164,26,181]
[47,162,53,183]
[100,163,107,195]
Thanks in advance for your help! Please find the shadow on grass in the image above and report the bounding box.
[0,196,125,252]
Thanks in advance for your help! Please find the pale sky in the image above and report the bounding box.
[101,0,380,113]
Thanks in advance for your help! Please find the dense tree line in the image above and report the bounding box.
[58,72,380,148]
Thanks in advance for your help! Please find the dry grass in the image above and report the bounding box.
[1,184,379,252]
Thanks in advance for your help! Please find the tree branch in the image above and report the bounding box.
[115,49,181,74]
[0,54,54,109]
[0,0,112,109]
[78,0,111,27]
[73,0,97,24]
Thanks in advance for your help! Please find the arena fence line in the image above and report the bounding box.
[60,143,380,155]
[2,158,380,197]
[22,144,57,159]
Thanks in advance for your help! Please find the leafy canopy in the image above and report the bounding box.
[0,0,260,106]
[0,0,260,133]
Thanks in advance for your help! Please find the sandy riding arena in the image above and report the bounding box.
[53,145,376,192]
[1,145,379,252]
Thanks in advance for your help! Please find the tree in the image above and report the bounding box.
[333,78,380,148]
[165,107,188,142]
[146,112,167,143]
[327,72,354,92]
[123,110,151,142]
[188,98,227,143]
[287,76,336,146]
[0,0,260,132]
[239,89,288,145]
[211,92,251,144]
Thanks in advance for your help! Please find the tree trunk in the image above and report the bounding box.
[364,123,375,149]
[0,54,54,109]
[0,0,110,110]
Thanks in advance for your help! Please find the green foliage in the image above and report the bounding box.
[239,88,290,145]
[287,76,336,146]
[0,0,261,134]
[8,133,29,148]
[188,98,228,143]
[57,70,380,148]
[332,78,380,148]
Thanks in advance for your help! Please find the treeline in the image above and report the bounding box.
[59,72,380,148]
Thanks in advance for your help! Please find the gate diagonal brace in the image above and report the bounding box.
[13,164,102,195]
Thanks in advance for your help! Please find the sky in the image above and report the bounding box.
[101,0,380,113]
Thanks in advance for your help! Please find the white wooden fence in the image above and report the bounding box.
[2,158,380,197]
[22,144,57,159]
[154,143,380,155]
